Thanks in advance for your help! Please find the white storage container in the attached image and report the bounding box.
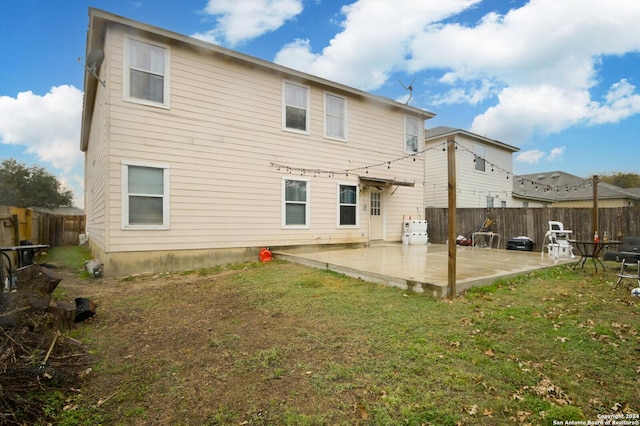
[403,220,428,233]
[409,232,429,245]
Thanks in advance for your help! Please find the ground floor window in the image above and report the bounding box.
[338,184,358,226]
[283,178,309,228]
[122,161,170,229]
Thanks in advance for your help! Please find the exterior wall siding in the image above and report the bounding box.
[84,19,429,275]
[424,135,516,208]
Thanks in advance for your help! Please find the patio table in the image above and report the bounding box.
[570,240,621,272]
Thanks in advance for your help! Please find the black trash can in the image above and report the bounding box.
[19,240,34,267]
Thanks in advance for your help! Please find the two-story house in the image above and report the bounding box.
[423,126,520,208]
[80,9,435,277]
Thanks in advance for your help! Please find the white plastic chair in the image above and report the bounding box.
[542,221,575,262]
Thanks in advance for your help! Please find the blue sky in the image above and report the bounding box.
[1,0,640,208]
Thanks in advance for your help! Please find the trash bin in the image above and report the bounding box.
[19,240,34,267]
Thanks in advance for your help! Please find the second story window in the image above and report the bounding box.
[474,144,486,172]
[124,38,170,107]
[283,81,309,133]
[325,93,346,140]
[405,116,419,154]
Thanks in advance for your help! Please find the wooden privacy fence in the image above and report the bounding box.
[425,207,640,249]
[0,206,85,247]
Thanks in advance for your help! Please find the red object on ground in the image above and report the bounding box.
[259,248,272,262]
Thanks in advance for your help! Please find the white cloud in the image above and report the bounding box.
[270,0,640,145]
[0,85,84,207]
[547,146,565,162]
[515,149,545,164]
[0,85,83,173]
[274,0,480,90]
[193,0,303,46]
[588,79,640,125]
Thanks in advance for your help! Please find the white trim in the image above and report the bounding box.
[282,80,310,135]
[336,181,359,228]
[123,36,171,109]
[281,176,310,229]
[121,160,170,230]
[404,115,420,154]
[324,91,347,142]
[474,143,486,173]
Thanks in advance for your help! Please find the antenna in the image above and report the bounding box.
[399,78,416,104]
[80,49,106,87]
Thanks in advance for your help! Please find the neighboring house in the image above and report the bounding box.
[423,126,520,208]
[512,171,640,207]
[80,9,435,277]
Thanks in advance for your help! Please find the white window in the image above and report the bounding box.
[405,116,420,153]
[282,178,309,228]
[283,81,310,133]
[338,184,358,227]
[325,92,346,140]
[124,38,170,107]
[474,144,486,172]
[486,196,494,208]
[122,162,170,229]
[370,192,381,216]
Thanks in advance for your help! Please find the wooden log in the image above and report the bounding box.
[47,301,76,330]
[2,266,63,317]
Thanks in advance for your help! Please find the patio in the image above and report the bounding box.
[275,243,574,297]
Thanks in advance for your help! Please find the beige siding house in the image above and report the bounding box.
[81,9,435,277]
[423,127,520,208]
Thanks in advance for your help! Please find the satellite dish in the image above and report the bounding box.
[84,49,105,87]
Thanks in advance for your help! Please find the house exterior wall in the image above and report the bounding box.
[84,31,112,253]
[84,17,429,276]
[424,135,515,208]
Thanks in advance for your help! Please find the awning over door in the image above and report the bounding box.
[358,176,415,188]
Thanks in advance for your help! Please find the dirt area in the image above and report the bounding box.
[56,262,374,425]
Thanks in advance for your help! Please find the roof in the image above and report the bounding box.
[32,206,85,216]
[81,8,435,151]
[424,126,520,153]
[512,170,640,202]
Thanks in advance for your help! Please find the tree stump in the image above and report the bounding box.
[47,301,76,330]
[1,266,63,319]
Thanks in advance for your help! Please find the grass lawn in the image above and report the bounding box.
[37,247,640,425]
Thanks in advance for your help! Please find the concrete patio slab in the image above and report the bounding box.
[275,243,575,297]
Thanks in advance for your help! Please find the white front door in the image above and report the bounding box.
[369,189,384,240]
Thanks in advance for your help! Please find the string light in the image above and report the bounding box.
[271,140,595,193]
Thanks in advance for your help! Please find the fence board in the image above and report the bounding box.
[0,206,85,247]
[425,207,640,249]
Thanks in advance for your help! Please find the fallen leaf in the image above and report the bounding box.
[484,349,495,357]
[465,404,478,416]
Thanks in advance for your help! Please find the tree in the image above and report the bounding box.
[0,159,73,209]
[598,172,640,188]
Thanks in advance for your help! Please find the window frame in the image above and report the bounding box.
[404,115,420,154]
[282,81,310,134]
[282,177,310,229]
[123,36,171,108]
[337,182,358,228]
[474,143,486,172]
[121,161,170,230]
[324,92,347,141]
